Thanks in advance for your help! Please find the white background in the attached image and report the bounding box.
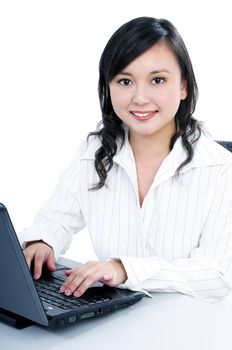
[0,0,231,261]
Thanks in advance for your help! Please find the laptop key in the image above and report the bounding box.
[68,299,85,307]
[35,278,112,310]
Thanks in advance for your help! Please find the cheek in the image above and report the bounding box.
[110,89,129,114]
[159,86,183,112]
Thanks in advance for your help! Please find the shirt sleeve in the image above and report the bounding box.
[17,141,87,259]
[114,164,232,303]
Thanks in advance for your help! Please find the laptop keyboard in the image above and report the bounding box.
[34,279,111,310]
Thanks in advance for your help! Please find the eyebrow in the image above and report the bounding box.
[117,69,171,76]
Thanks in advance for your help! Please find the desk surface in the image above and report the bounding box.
[1,258,232,350]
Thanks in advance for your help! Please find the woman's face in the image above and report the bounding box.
[109,41,187,142]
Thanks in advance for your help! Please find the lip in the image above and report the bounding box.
[130,111,158,121]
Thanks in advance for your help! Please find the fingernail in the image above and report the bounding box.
[60,286,65,293]
[34,273,40,280]
[74,291,80,297]
[65,289,71,296]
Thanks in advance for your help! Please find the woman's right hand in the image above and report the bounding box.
[23,241,56,280]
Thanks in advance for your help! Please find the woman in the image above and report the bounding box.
[20,17,232,305]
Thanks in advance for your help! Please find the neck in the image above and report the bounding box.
[129,127,176,162]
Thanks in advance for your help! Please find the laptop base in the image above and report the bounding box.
[0,307,33,329]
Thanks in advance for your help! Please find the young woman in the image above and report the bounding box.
[20,17,232,306]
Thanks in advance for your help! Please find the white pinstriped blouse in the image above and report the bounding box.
[19,127,232,307]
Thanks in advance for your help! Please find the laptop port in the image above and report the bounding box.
[114,303,128,309]
[97,308,104,314]
[69,316,77,324]
[80,312,96,319]
[104,306,112,312]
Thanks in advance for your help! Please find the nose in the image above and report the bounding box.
[132,85,150,105]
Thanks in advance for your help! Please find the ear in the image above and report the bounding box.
[180,79,188,100]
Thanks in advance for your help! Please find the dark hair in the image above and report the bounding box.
[88,16,202,190]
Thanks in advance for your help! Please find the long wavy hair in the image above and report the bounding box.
[88,16,202,190]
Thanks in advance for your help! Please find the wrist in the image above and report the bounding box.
[113,260,127,284]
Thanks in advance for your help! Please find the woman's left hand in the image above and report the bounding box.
[59,260,127,298]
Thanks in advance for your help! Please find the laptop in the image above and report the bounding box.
[0,203,144,329]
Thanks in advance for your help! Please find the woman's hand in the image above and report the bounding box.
[23,241,56,279]
[60,260,127,297]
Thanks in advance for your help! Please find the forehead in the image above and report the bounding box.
[119,41,180,75]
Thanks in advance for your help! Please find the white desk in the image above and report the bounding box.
[1,258,232,350]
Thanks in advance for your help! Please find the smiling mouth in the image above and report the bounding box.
[130,111,158,121]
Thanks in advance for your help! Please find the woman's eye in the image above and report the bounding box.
[153,77,165,84]
[118,79,132,86]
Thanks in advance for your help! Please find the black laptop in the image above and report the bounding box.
[0,203,144,329]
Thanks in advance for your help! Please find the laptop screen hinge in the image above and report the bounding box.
[0,307,33,329]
